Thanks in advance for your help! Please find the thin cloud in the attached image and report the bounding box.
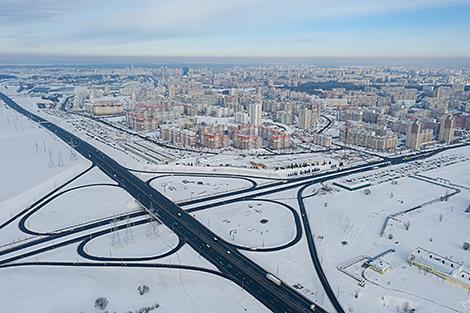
[0,0,469,57]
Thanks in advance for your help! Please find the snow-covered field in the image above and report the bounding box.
[0,266,270,313]
[179,151,342,172]
[27,185,141,233]
[150,175,254,202]
[84,222,180,259]
[302,151,470,313]
[194,200,297,249]
[0,103,90,205]
[422,152,470,188]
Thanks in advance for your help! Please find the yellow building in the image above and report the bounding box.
[408,247,470,290]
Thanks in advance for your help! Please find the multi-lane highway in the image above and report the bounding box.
[318,115,334,134]
[0,93,326,312]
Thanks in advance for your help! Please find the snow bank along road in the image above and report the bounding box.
[0,93,326,313]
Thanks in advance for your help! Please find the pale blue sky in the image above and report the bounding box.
[0,0,469,59]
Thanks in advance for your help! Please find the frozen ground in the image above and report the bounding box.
[194,200,297,249]
[0,166,129,248]
[27,185,141,233]
[83,222,180,259]
[135,162,289,179]
[388,191,469,262]
[0,103,90,204]
[179,151,342,172]
[422,152,470,188]
[1,91,151,170]
[66,166,117,188]
[305,176,450,244]
[302,155,470,313]
[150,175,254,202]
[364,190,470,313]
[0,266,270,313]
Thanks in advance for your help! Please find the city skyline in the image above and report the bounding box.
[1,52,470,313]
[1,0,470,63]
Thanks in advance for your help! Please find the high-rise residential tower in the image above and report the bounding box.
[439,115,455,143]
[249,102,262,126]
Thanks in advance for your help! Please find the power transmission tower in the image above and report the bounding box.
[111,218,121,248]
[57,152,64,167]
[48,149,55,168]
[124,215,134,244]
[69,149,77,161]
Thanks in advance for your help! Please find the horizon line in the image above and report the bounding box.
[1,54,470,67]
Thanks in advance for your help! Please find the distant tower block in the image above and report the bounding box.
[72,95,82,110]
[439,115,455,143]
[168,85,176,98]
[249,102,262,126]
[103,84,111,96]
[298,107,314,130]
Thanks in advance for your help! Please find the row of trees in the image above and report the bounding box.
[95,285,154,311]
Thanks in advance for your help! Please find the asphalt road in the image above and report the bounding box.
[318,115,333,134]
[297,184,345,313]
[0,164,95,231]
[18,183,119,236]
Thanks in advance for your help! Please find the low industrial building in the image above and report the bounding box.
[368,258,391,274]
[333,179,371,191]
[408,247,470,290]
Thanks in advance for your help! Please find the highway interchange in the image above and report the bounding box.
[1,91,469,313]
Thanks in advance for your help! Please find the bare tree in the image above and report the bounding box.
[463,242,470,251]
[94,297,108,310]
[137,285,150,295]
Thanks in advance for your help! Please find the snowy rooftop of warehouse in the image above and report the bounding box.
[369,258,391,272]
[333,179,371,190]
[409,247,463,276]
